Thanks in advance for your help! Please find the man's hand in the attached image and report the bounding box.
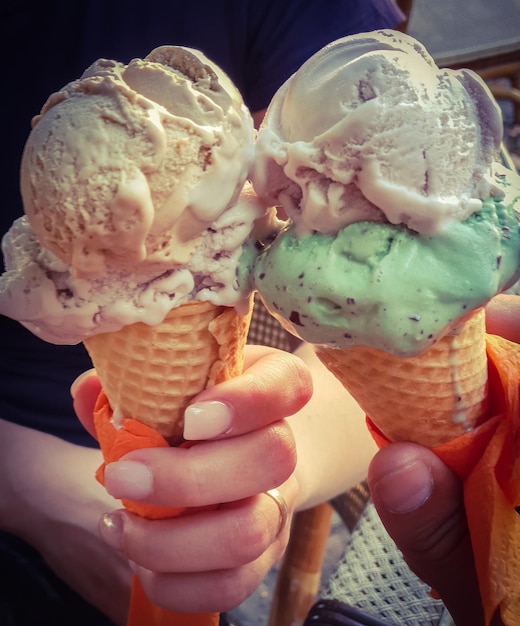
[367,294,520,626]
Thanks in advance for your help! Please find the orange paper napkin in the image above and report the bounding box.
[94,392,219,626]
[367,332,520,626]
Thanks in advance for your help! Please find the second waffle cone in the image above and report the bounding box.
[316,309,488,447]
[84,299,252,445]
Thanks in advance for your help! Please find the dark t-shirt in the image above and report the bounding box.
[0,0,403,447]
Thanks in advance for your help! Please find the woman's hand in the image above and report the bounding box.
[72,345,312,613]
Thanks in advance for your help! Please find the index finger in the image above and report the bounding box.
[71,345,313,443]
[183,345,313,441]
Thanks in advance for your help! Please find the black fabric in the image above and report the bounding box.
[0,531,116,625]
[305,599,392,626]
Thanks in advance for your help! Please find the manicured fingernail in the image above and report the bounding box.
[100,512,124,551]
[374,459,433,513]
[104,460,153,500]
[70,368,96,398]
[183,401,233,440]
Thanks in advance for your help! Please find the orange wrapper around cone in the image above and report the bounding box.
[87,299,252,626]
[317,312,520,626]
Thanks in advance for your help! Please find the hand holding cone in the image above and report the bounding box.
[86,299,253,625]
[84,300,252,445]
[316,311,520,626]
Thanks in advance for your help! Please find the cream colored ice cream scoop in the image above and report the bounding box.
[252,29,503,236]
[0,47,263,344]
[20,46,254,278]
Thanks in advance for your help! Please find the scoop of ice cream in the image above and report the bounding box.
[0,47,265,344]
[251,164,520,356]
[251,30,503,236]
[0,184,264,344]
[20,46,254,279]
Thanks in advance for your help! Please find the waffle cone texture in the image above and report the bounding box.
[316,309,488,447]
[84,299,252,445]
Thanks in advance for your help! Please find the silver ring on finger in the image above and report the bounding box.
[264,488,289,538]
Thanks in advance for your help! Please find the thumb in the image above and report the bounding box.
[368,442,486,626]
[70,368,101,439]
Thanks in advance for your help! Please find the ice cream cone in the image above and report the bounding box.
[316,309,489,448]
[84,299,252,446]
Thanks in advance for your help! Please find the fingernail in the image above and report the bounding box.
[373,459,433,513]
[70,368,96,398]
[104,460,153,500]
[100,512,124,551]
[183,401,233,440]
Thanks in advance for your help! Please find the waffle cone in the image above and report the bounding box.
[316,309,489,447]
[84,299,252,445]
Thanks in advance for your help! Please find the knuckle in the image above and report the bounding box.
[263,423,298,478]
[406,506,467,563]
[248,352,313,411]
[171,448,215,506]
[226,506,273,564]
[242,370,270,404]
[209,566,264,612]
[283,352,314,400]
